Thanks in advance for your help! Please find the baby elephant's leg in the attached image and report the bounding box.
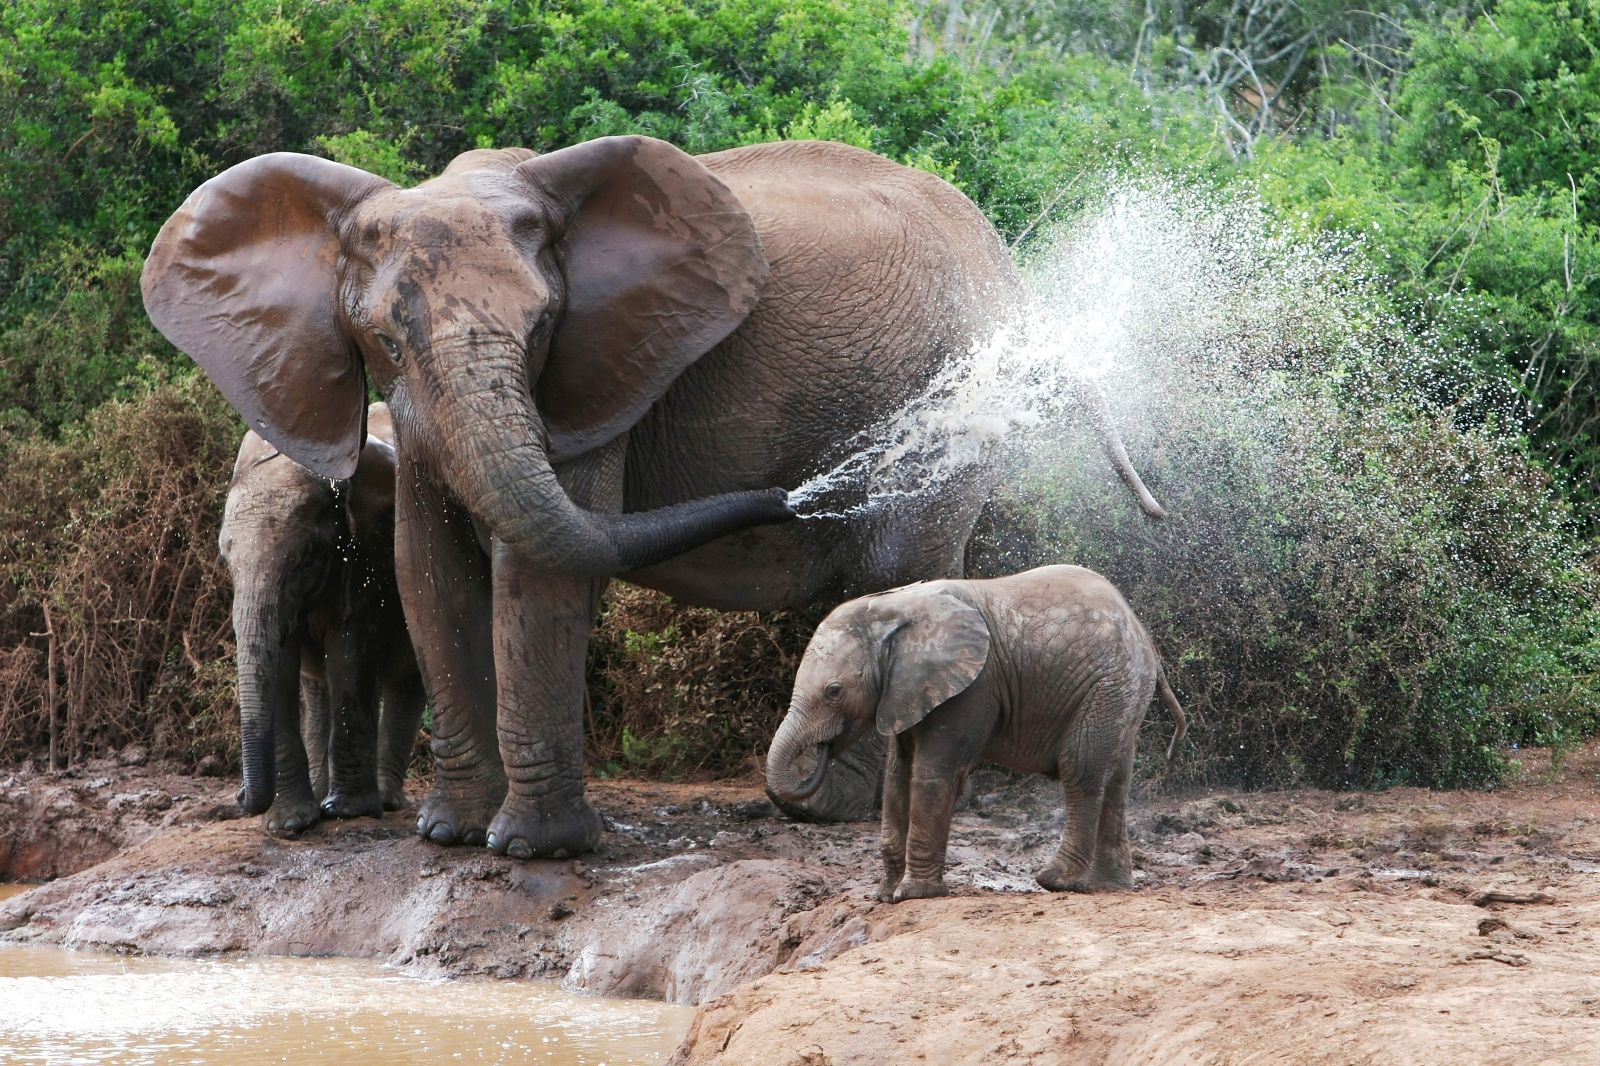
[1086,749,1136,890]
[1039,685,1141,893]
[879,736,911,902]
[895,719,986,901]
[1036,772,1106,892]
[896,766,964,901]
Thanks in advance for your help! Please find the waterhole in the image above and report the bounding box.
[0,885,689,1066]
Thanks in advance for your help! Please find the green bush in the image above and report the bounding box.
[1244,0,1600,517]
[0,0,1226,440]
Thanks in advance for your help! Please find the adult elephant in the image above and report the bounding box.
[143,137,1163,859]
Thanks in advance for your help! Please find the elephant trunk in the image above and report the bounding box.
[1083,382,1166,520]
[433,347,792,577]
[231,599,295,815]
[765,706,837,802]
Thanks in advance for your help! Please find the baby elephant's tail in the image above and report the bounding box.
[1157,671,1187,770]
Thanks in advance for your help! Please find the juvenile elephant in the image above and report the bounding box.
[221,402,424,833]
[766,564,1186,902]
[144,137,1163,858]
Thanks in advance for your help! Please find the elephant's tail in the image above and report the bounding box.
[1156,670,1187,770]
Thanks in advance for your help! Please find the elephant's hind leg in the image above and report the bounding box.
[1084,749,1136,891]
[320,623,385,821]
[264,645,322,836]
[299,672,331,803]
[377,670,425,811]
[1036,776,1106,892]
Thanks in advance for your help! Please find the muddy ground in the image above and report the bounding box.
[3,743,1599,1064]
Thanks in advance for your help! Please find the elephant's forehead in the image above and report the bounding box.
[352,188,529,257]
[802,625,866,668]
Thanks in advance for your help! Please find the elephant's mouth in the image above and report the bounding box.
[785,742,832,801]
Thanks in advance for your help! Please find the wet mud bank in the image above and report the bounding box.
[5,745,1600,1062]
[0,760,237,882]
[0,772,882,1004]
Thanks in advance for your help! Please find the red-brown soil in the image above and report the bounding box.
[4,743,1600,1063]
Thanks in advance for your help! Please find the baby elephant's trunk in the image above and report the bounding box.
[765,709,835,802]
[1157,673,1187,770]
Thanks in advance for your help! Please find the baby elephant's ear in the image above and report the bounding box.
[874,588,992,736]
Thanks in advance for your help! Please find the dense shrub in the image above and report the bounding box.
[973,412,1600,789]
[967,186,1600,788]
[0,377,239,766]
[586,587,825,779]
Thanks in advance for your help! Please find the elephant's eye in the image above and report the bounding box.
[529,310,553,345]
[375,332,402,364]
[824,681,843,701]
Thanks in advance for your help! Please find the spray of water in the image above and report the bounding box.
[874,176,1596,789]
[787,176,1527,547]
[784,179,1371,520]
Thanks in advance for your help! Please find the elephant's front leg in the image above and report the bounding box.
[484,545,607,860]
[263,642,321,835]
[482,438,624,859]
[895,762,965,901]
[879,735,912,902]
[320,623,384,820]
[399,473,505,846]
[893,693,993,901]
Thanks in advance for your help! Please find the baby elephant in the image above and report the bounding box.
[220,402,423,834]
[766,564,1186,902]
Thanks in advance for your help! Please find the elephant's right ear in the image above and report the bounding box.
[141,153,393,480]
[874,588,992,736]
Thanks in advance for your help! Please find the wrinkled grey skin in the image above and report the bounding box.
[767,565,1187,902]
[221,403,424,834]
[146,137,1164,858]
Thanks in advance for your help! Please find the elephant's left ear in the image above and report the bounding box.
[874,588,993,736]
[516,137,768,462]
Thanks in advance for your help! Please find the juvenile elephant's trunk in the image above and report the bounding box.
[434,349,792,577]
[765,707,836,802]
[232,600,296,815]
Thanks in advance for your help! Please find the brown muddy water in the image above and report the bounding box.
[0,884,690,1066]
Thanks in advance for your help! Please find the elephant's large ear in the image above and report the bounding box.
[873,587,993,737]
[515,136,768,462]
[141,153,393,479]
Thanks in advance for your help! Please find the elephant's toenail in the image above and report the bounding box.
[552,848,570,860]
[508,840,533,860]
